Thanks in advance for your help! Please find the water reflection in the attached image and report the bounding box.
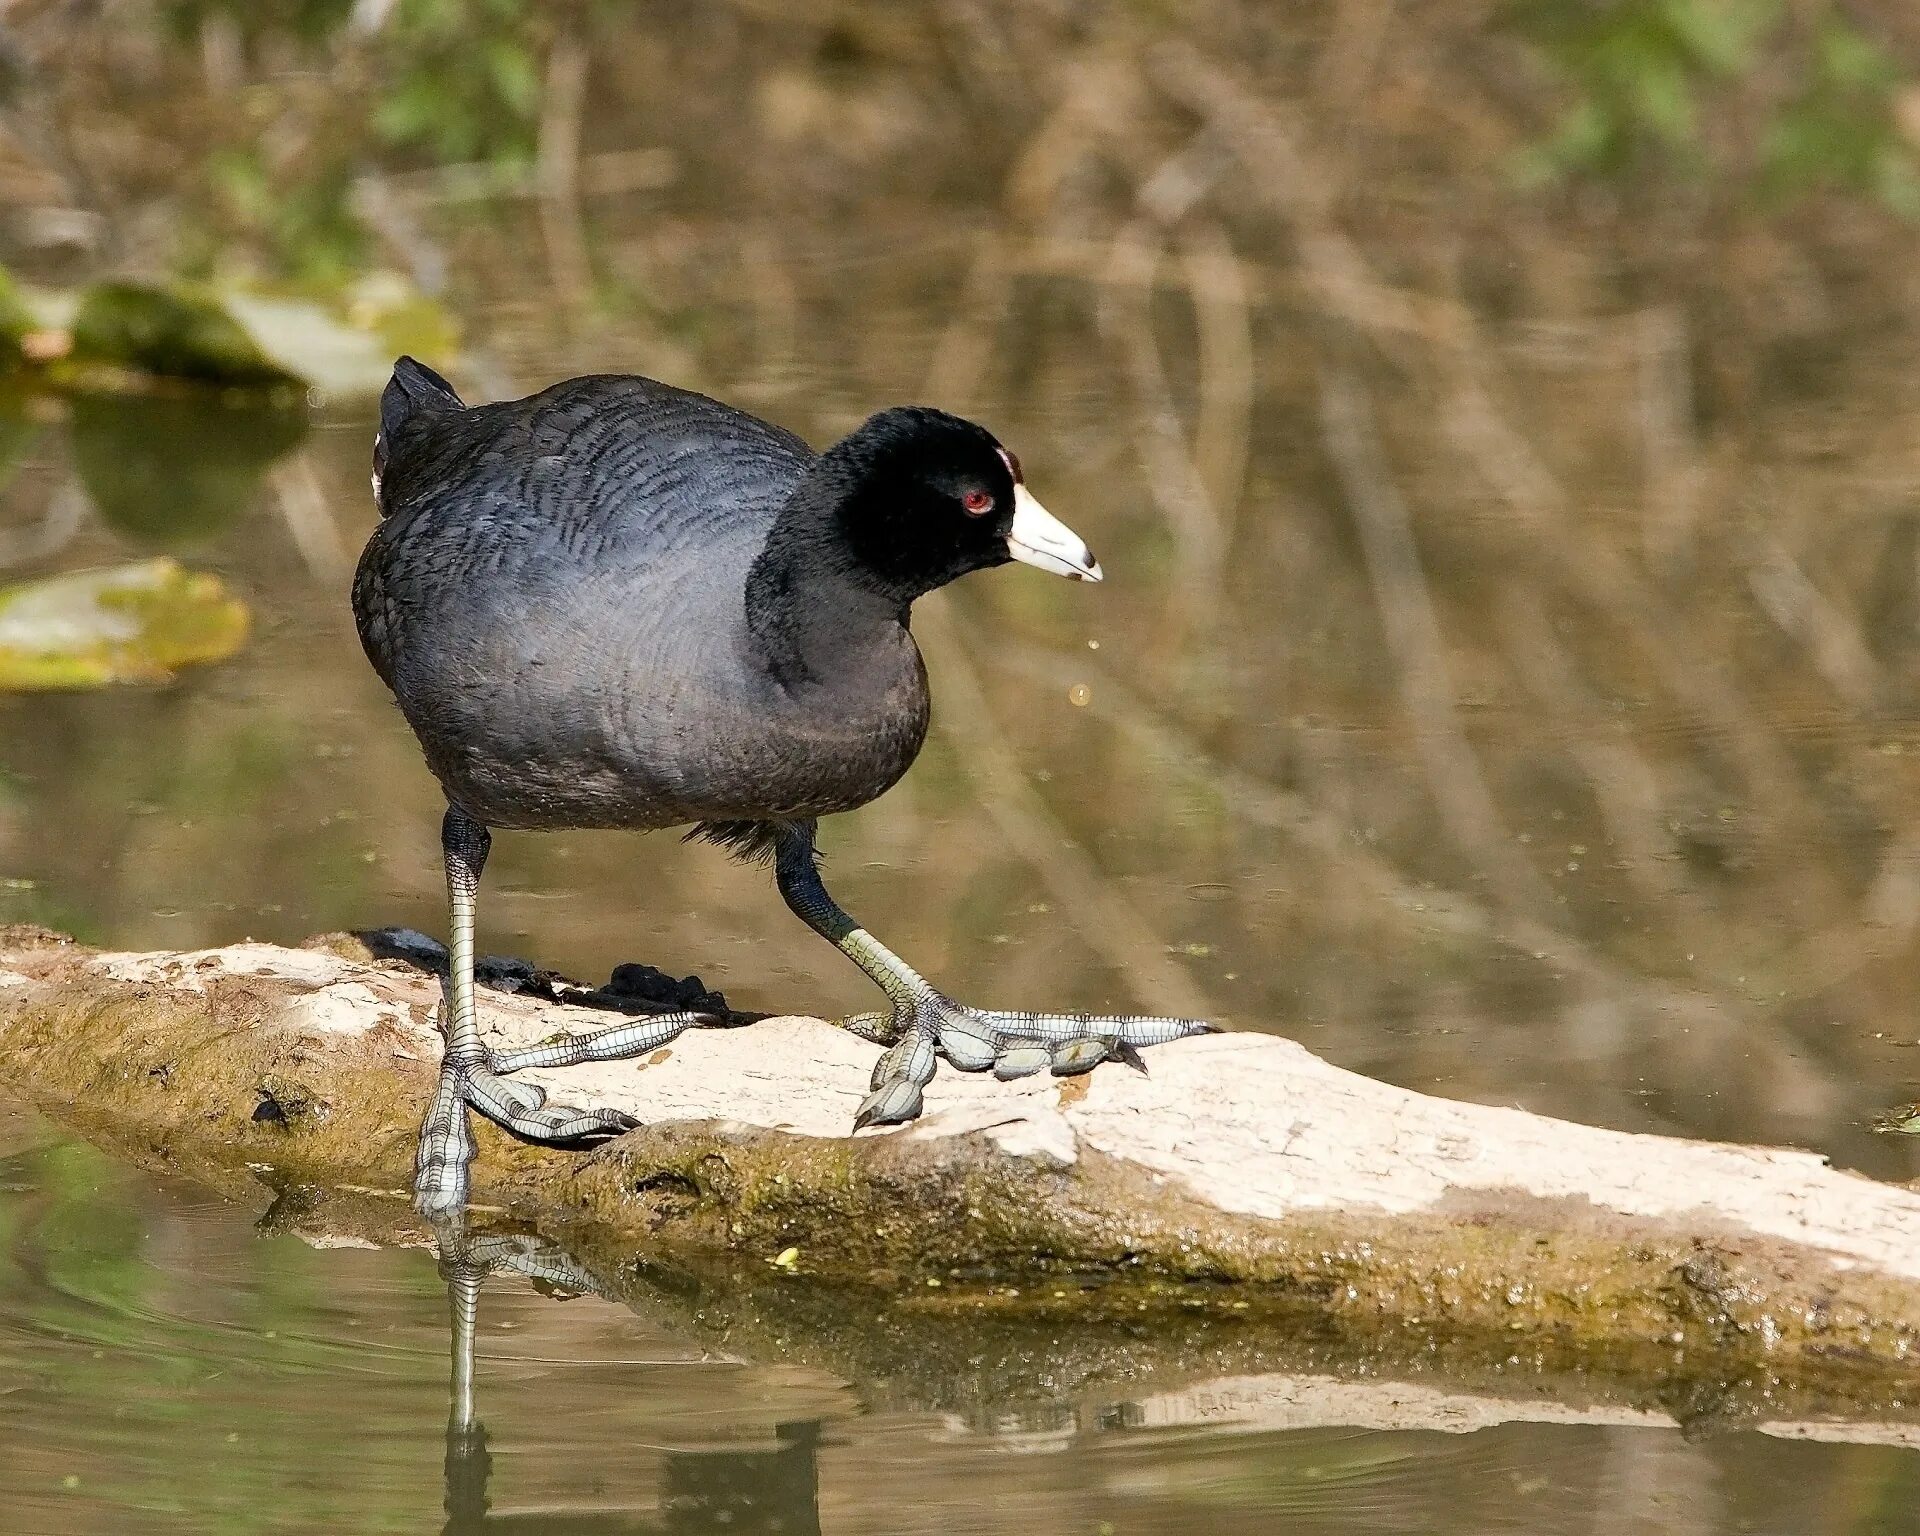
[67,391,307,551]
[443,1418,823,1536]
[434,1225,821,1535]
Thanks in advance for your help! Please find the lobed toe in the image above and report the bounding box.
[993,1044,1052,1080]
[1050,1037,1112,1076]
[934,1017,999,1072]
[871,1033,938,1090]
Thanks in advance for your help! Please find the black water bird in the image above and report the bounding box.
[353,359,1210,1213]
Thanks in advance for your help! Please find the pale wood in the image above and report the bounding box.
[4,931,1920,1399]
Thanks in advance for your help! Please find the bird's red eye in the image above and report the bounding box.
[962,488,994,516]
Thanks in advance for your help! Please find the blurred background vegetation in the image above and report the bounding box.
[6,0,1920,1171]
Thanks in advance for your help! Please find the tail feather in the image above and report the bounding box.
[372,356,464,510]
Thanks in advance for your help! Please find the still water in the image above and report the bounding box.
[5,227,1920,1526]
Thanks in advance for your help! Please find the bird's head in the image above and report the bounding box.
[821,406,1101,601]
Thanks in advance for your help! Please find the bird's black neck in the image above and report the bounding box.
[745,464,911,690]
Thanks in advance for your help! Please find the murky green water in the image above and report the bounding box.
[8,6,1920,1523]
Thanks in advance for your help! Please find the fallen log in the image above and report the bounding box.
[4,923,1920,1414]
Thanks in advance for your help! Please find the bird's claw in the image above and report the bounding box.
[465,1063,640,1141]
[853,1076,925,1130]
[849,996,1212,1132]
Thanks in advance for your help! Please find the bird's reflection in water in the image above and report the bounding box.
[433,1222,822,1536]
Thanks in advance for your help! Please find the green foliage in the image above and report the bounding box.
[206,147,369,287]
[0,267,37,365]
[0,559,251,691]
[1511,0,1920,215]
[1761,18,1920,214]
[69,280,296,386]
[160,0,356,48]
[170,0,553,283]
[1513,0,1778,177]
[371,0,547,168]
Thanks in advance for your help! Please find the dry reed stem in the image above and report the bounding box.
[269,454,351,586]
[1177,218,1255,550]
[1495,589,1712,919]
[0,480,84,570]
[536,31,593,313]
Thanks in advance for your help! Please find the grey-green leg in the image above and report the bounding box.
[415,805,707,1215]
[772,822,1213,1128]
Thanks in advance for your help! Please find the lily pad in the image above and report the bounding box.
[221,290,402,398]
[16,273,451,397]
[69,281,299,387]
[0,559,250,690]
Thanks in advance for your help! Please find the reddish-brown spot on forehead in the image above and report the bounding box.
[997,446,1023,484]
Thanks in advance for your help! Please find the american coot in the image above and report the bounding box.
[354,359,1212,1214]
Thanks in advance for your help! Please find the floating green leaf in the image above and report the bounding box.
[68,280,298,387]
[217,291,397,397]
[40,276,442,397]
[0,559,250,690]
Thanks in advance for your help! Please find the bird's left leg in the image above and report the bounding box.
[771,821,1213,1129]
[415,804,709,1215]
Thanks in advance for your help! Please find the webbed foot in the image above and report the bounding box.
[844,997,1213,1130]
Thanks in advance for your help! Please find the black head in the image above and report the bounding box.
[817,406,1101,603]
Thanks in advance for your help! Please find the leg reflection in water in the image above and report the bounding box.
[432,1220,823,1536]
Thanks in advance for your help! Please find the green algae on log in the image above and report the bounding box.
[0,559,249,689]
[3,928,1920,1399]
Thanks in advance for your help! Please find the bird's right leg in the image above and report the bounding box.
[771,821,1210,1130]
[416,805,695,1214]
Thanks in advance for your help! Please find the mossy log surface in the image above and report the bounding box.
[4,926,1920,1426]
